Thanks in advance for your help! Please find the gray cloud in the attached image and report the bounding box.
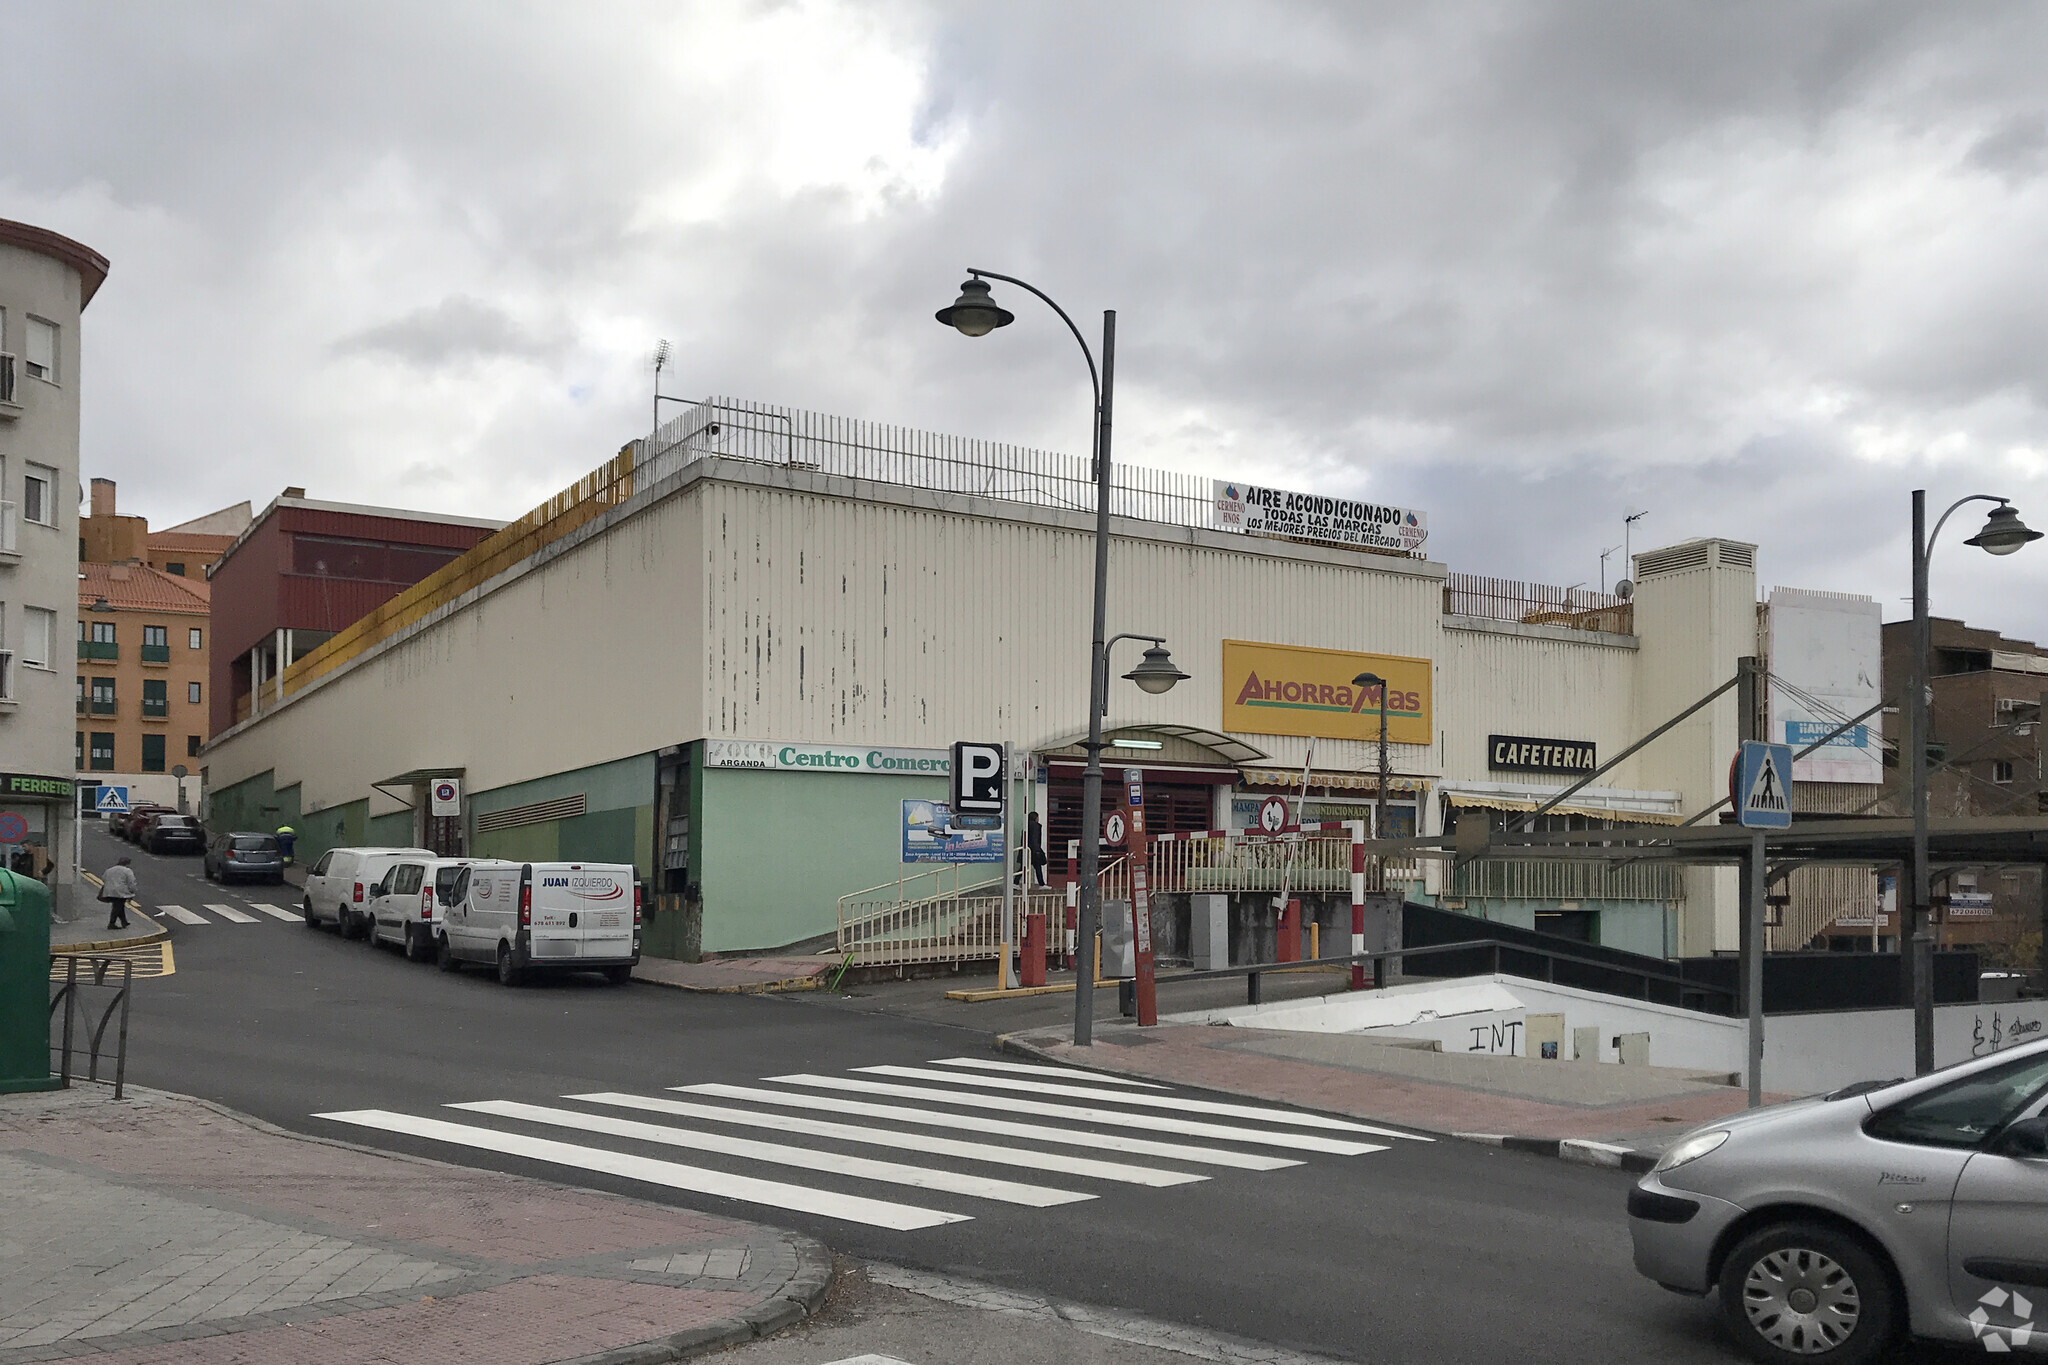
[6,0,2048,635]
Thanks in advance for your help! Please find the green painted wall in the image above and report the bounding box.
[1595,902,1673,959]
[366,811,414,847]
[469,755,655,882]
[697,765,953,954]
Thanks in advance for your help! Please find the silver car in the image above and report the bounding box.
[1630,1036,2048,1363]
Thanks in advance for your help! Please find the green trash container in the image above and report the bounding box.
[0,868,60,1093]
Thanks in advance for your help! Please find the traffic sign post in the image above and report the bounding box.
[1123,768,1157,1026]
[94,786,130,816]
[1733,741,1793,830]
[0,812,26,845]
[1257,796,1290,834]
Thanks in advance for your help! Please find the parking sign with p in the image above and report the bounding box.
[951,741,1005,828]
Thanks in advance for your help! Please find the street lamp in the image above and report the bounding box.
[937,270,1183,1045]
[1908,492,2041,1073]
[1352,672,1393,991]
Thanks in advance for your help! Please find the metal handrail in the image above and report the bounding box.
[1156,937,1740,1011]
[48,954,134,1098]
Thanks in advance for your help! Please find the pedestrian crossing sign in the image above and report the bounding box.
[95,785,131,814]
[1734,742,1792,829]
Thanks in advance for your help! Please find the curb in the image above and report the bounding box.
[631,972,826,996]
[87,1087,838,1364]
[51,909,168,954]
[995,1031,1664,1175]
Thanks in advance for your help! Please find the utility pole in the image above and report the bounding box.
[1735,655,1765,1106]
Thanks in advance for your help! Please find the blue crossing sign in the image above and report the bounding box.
[1734,742,1792,830]
[95,785,131,815]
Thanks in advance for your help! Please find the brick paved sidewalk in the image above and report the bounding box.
[0,1086,830,1364]
[631,958,832,994]
[1002,1018,1779,1161]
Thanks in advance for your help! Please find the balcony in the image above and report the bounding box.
[78,640,118,662]
[140,644,171,665]
[88,698,117,717]
[0,649,14,703]
[0,353,17,418]
[141,696,168,719]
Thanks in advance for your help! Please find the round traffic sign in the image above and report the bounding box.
[434,781,458,804]
[1103,811,1127,846]
[1258,796,1291,833]
[0,812,26,844]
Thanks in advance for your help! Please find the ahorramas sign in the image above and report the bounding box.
[1220,641,1432,745]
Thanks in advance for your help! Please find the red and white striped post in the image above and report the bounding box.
[1350,820,1369,990]
[1063,838,1080,970]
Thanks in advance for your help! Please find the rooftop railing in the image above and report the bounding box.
[1443,572,1633,636]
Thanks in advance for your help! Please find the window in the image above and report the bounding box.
[90,677,115,705]
[189,627,202,650]
[1866,1050,2048,1149]
[75,732,83,770]
[186,735,202,757]
[143,625,168,648]
[1994,760,2015,785]
[21,607,54,668]
[310,851,334,877]
[140,734,165,773]
[142,678,167,716]
[90,620,115,644]
[22,465,54,525]
[164,563,185,577]
[188,681,202,704]
[88,732,115,771]
[25,317,57,383]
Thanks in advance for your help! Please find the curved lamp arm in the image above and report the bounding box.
[966,268,1102,420]
[1926,493,2009,571]
[1097,633,1166,715]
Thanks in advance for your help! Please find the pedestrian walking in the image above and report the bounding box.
[100,857,138,930]
[1026,811,1048,888]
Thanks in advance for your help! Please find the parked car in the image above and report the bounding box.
[204,831,285,885]
[362,856,477,961]
[438,861,640,985]
[300,846,435,936]
[114,805,173,841]
[139,812,205,855]
[1629,1037,2048,1364]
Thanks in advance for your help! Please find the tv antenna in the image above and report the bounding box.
[651,340,699,442]
[1616,509,1650,599]
[1598,544,1622,594]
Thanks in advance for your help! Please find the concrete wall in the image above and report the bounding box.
[470,754,655,884]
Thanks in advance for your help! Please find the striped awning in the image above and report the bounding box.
[1443,789,1684,826]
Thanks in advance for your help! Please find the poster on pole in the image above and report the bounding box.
[901,800,1006,864]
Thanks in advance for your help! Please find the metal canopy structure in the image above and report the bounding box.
[1358,814,2048,870]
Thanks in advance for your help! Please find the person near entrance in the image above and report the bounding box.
[99,857,138,930]
[1025,811,1048,887]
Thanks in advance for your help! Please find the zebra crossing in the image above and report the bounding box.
[315,1055,1430,1231]
[152,902,298,926]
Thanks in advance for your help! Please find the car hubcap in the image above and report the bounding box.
[1743,1248,1860,1354]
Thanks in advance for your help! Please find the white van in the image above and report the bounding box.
[437,861,640,986]
[363,857,477,962]
[301,846,436,937]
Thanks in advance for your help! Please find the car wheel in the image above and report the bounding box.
[604,965,632,985]
[405,926,431,963]
[496,943,522,987]
[436,934,460,973]
[1717,1221,1896,1365]
[364,915,383,950]
[338,907,359,939]
[303,897,318,929]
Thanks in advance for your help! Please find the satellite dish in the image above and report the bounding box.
[1614,578,1634,601]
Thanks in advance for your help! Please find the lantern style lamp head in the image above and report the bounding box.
[1964,502,2043,557]
[1352,671,1385,700]
[1124,644,1189,695]
[935,278,1015,338]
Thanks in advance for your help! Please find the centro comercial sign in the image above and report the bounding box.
[702,740,952,776]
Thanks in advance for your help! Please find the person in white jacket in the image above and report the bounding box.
[99,857,138,930]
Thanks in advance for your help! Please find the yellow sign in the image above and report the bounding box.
[1221,640,1432,745]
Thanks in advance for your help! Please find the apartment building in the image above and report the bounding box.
[75,562,211,811]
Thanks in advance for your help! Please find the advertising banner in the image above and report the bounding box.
[705,740,951,776]
[1766,588,1883,784]
[1220,640,1432,745]
[1213,481,1426,555]
[901,799,1005,864]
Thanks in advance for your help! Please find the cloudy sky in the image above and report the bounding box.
[8,2,2048,634]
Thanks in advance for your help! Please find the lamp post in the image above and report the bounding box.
[1907,492,2040,1074]
[937,273,1186,1045]
[1351,672,1391,991]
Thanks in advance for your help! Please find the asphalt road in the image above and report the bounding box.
[78,825,1952,1364]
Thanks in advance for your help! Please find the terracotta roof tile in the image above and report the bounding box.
[78,562,210,613]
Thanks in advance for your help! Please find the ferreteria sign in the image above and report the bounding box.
[1488,735,1597,775]
[1213,481,1427,555]
[702,740,951,775]
[1220,641,1432,746]
[1,772,80,802]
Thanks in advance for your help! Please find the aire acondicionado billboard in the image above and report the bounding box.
[1766,588,1883,785]
[1220,640,1432,746]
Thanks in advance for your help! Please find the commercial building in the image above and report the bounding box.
[203,398,1802,962]
[205,489,501,734]
[0,217,108,907]
[75,562,211,811]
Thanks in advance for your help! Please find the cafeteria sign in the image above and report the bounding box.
[1214,481,1426,555]
[1221,641,1432,745]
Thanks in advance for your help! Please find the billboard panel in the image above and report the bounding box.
[1220,640,1432,745]
[1767,588,1883,784]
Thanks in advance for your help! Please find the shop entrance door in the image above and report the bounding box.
[1046,776,1217,873]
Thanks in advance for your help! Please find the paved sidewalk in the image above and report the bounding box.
[633,957,833,994]
[0,1086,830,1364]
[1001,1017,1780,1162]
[50,909,166,954]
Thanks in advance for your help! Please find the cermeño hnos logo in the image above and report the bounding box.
[1971,1285,2036,1354]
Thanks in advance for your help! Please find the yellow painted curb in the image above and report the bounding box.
[51,907,168,955]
